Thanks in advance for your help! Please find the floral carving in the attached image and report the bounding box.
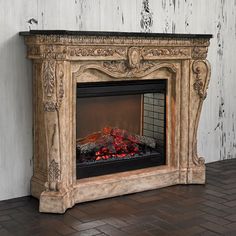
[103,61,127,74]
[25,35,210,51]
[43,61,55,97]
[43,63,64,112]
[69,47,126,58]
[142,48,189,58]
[44,101,57,112]
[56,64,65,109]
[192,47,208,60]
[102,60,155,77]
[43,45,67,60]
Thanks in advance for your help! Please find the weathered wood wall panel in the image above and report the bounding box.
[0,0,235,200]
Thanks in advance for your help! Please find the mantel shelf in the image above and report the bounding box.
[19,30,213,39]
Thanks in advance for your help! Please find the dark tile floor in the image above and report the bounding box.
[1,159,236,236]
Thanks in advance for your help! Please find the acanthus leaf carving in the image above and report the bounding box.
[102,60,155,77]
[43,60,55,97]
[192,60,209,100]
[42,62,64,112]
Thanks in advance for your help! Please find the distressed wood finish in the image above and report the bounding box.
[21,32,211,213]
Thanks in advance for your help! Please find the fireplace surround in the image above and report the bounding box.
[20,30,212,213]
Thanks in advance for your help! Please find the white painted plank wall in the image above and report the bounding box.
[0,0,235,200]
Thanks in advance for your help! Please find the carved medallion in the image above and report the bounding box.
[128,47,141,68]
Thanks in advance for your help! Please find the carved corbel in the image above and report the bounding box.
[190,60,211,166]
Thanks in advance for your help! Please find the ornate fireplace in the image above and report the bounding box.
[20,30,212,213]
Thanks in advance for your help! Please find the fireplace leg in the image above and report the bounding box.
[179,166,206,184]
[39,188,75,213]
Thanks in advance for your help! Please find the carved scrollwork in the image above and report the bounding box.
[142,47,190,58]
[25,35,210,54]
[69,46,126,58]
[192,60,209,99]
[191,60,211,166]
[102,60,155,77]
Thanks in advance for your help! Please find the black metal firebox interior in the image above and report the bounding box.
[76,79,167,179]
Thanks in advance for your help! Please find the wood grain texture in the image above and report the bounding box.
[0,0,235,201]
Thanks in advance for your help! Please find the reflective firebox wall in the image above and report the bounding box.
[76,79,167,178]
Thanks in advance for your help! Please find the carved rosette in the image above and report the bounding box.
[191,60,211,166]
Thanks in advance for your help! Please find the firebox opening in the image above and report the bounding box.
[76,79,167,179]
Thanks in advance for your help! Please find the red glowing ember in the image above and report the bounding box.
[77,127,156,162]
[94,127,141,160]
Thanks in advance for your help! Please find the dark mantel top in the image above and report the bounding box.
[19,30,213,39]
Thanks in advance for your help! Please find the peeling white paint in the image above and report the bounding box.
[0,0,236,200]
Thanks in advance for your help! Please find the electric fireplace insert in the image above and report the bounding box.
[76,79,167,178]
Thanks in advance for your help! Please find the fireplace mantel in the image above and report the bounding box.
[20,30,212,213]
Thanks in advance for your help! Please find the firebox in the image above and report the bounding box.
[76,80,167,178]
